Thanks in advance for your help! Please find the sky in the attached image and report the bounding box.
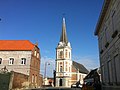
[0,0,104,77]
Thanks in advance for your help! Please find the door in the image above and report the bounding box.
[59,78,62,86]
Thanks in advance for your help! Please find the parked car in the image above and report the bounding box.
[71,81,82,88]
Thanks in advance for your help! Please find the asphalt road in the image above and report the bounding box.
[28,87,81,90]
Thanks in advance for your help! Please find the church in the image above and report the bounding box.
[55,18,89,87]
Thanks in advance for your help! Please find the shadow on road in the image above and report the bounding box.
[27,87,81,90]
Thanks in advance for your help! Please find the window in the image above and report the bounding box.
[111,10,116,32]
[34,50,37,56]
[102,66,105,83]
[37,53,39,58]
[58,62,59,72]
[9,58,14,65]
[114,55,120,83]
[35,75,37,83]
[21,58,26,65]
[60,66,62,72]
[57,51,59,58]
[32,74,34,83]
[108,61,113,84]
[0,58,2,64]
[60,51,63,58]
[69,67,70,72]
[69,52,70,58]
[105,27,108,42]
[65,50,68,58]
[66,62,68,71]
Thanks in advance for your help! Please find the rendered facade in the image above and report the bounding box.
[0,40,41,87]
[95,0,120,90]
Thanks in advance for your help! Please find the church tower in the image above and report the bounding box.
[55,18,72,87]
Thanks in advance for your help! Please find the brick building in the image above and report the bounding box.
[0,40,41,88]
[55,18,89,87]
[94,0,120,90]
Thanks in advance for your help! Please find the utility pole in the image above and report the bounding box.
[44,62,50,78]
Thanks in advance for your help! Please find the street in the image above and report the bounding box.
[27,87,81,90]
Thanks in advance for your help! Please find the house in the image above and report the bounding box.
[94,0,120,90]
[0,40,41,88]
[43,77,54,87]
[84,68,100,83]
[55,18,89,87]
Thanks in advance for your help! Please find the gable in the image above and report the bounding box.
[72,61,89,74]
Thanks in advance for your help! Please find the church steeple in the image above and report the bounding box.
[55,17,72,87]
[60,18,68,44]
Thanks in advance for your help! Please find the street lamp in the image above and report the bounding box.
[44,61,50,78]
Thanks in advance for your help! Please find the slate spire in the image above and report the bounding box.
[60,18,68,44]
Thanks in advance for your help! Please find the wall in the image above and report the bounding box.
[0,72,12,90]
[0,51,31,75]
[97,0,120,89]
[12,71,29,89]
[29,46,41,88]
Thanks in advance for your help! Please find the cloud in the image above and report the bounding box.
[40,56,55,78]
[72,55,100,71]
[40,55,100,77]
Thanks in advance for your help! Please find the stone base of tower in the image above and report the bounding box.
[56,77,71,87]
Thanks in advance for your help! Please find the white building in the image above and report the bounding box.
[94,0,120,90]
[55,18,89,87]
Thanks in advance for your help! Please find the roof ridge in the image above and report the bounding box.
[72,60,89,74]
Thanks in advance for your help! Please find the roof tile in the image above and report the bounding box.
[0,40,34,50]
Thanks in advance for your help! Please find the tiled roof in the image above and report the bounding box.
[0,40,34,51]
[73,61,89,74]
[84,68,100,80]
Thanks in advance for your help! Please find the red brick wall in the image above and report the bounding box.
[29,46,41,87]
[12,72,29,89]
[71,66,77,84]
[39,74,43,87]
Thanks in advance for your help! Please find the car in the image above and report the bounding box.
[71,81,82,88]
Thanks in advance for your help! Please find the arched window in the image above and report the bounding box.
[69,52,70,58]
[65,50,68,58]
[32,74,34,83]
[37,53,39,58]
[57,51,59,58]
[60,66,62,72]
[60,51,63,58]
[35,75,37,83]
[34,50,37,56]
